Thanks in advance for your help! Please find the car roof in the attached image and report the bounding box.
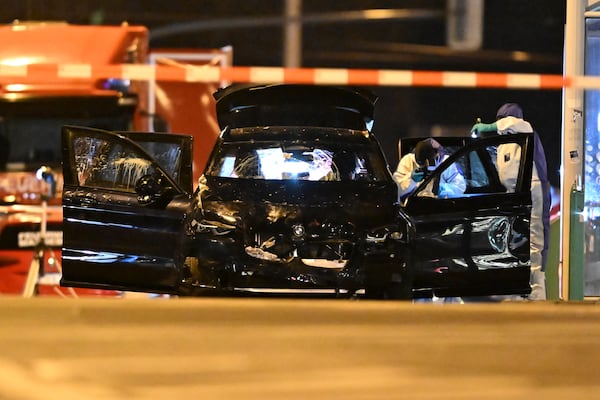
[213,84,377,132]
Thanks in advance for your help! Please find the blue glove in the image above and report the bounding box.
[411,169,425,183]
[471,122,497,136]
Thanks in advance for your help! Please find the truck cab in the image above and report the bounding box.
[0,21,147,294]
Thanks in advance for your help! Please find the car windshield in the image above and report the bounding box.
[206,129,389,182]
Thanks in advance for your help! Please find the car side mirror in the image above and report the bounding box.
[135,173,171,206]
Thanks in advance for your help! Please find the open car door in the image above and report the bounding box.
[61,125,193,293]
[401,133,534,298]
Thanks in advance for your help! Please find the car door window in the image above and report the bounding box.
[73,136,160,192]
[134,141,183,180]
[416,142,514,199]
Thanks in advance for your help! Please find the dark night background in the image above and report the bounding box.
[0,0,566,186]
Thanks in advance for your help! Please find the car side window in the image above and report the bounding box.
[416,156,466,199]
[135,142,183,181]
[417,143,515,199]
[73,136,159,192]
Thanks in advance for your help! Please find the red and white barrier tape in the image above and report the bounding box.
[1,63,598,89]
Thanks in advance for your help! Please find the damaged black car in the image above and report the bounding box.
[61,84,534,300]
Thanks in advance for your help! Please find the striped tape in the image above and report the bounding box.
[0,63,581,90]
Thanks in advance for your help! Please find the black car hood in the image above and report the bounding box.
[198,176,398,229]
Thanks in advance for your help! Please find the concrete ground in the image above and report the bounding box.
[0,296,599,399]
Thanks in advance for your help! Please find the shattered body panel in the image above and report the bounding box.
[61,84,534,299]
[187,174,409,294]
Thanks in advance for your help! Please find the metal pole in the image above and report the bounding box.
[561,0,586,300]
[284,0,302,67]
[446,0,484,51]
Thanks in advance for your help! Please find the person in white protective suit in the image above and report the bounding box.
[471,103,551,301]
[393,138,466,202]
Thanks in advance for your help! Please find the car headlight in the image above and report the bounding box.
[366,225,408,244]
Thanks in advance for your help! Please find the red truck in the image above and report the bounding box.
[0,21,230,295]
